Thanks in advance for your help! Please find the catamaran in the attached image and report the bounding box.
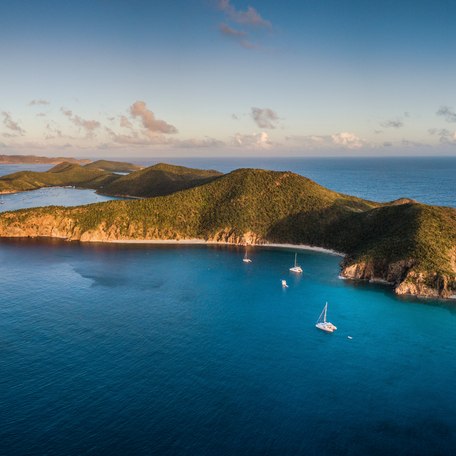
[242,249,252,263]
[315,302,337,333]
[289,253,303,273]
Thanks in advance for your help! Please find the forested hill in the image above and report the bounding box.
[0,167,454,300]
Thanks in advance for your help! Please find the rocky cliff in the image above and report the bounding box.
[0,168,455,301]
[340,257,456,299]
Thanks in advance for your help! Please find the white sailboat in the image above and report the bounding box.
[289,253,303,273]
[242,249,252,263]
[315,302,337,333]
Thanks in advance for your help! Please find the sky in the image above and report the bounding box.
[1,0,456,157]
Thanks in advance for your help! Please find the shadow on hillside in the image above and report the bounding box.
[265,203,351,250]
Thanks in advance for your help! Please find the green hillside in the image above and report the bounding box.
[0,162,117,193]
[84,160,142,173]
[0,154,90,165]
[100,163,223,197]
[0,160,222,197]
[0,167,454,299]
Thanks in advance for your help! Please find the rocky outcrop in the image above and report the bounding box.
[1,166,455,302]
[341,257,456,299]
[0,215,264,246]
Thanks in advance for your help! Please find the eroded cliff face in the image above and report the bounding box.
[340,257,456,300]
[1,214,455,300]
[0,215,264,245]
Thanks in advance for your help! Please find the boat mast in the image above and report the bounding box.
[294,253,297,267]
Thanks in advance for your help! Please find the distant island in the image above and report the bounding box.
[0,154,92,165]
[0,162,454,301]
[0,161,216,196]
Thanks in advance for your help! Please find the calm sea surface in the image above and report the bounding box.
[1,158,456,455]
[135,156,456,207]
[0,165,120,212]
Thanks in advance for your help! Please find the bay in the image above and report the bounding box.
[1,158,456,455]
[1,241,456,455]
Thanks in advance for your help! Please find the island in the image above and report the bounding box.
[0,154,91,165]
[0,161,221,196]
[0,165,454,300]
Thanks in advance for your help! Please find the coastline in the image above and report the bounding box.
[105,238,345,257]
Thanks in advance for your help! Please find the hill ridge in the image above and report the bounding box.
[0,166,454,300]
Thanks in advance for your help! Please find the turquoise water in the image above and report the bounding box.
[1,240,456,455]
[1,158,456,454]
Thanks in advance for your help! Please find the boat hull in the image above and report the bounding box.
[316,322,337,333]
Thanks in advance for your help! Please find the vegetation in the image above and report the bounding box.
[0,154,90,165]
[0,161,222,198]
[84,160,142,173]
[0,162,117,193]
[100,163,223,197]
[0,167,454,298]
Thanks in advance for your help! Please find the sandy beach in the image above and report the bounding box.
[106,238,345,257]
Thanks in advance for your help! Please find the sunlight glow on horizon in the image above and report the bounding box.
[1,0,456,157]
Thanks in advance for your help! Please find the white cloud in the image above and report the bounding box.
[1,112,25,136]
[251,107,279,129]
[176,137,224,148]
[219,23,255,49]
[28,99,50,106]
[218,0,271,28]
[428,127,456,145]
[61,108,101,138]
[232,131,272,148]
[436,106,456,123]
[331,132,364,149]
[130,101,177,134]
[120,115,133,129]
[286,132,365,150]
[381,120,403,128]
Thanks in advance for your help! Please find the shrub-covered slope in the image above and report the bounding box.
[84,160,142,173]
[100,163,223,197]
[0,162,117,193]
[0,161,221,197]
[0,168,454,299]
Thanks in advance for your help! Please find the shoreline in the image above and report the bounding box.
[105,238,345,257]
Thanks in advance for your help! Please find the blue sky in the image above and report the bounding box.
[1,0,456,157]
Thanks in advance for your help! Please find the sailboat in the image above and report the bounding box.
[242,249,252,263]
[315,302,337,333]
[289,253,303,273]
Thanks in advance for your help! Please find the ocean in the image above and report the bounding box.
[133,156,456,207]
[1,157,456,455]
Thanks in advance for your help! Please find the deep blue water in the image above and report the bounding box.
[1,240,456,455]
[0,164,52,177]
[1,158,456,455]
[1,157,455,208]
[133,156,456,207]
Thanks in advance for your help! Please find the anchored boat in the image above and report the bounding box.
[289,253,303,273]
[315,302,337,333]
[242,249,252,263]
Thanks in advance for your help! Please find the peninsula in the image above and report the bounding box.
[0,161,221,196]
[0,165,454,300]
[0,154,91,165]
